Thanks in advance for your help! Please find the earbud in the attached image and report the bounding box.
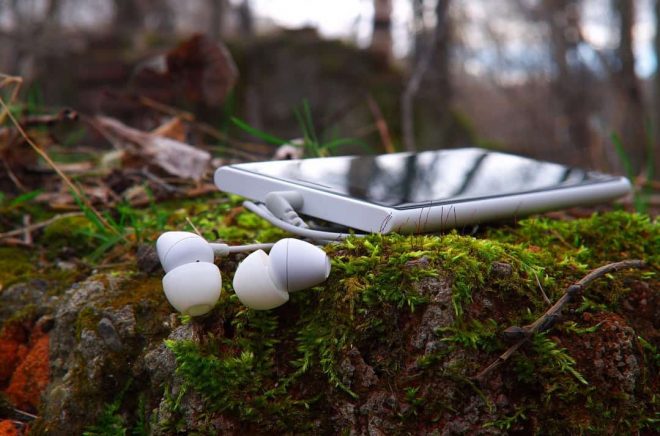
[156,232,331,315]
[232,238,331,310]
[156,232,221,316]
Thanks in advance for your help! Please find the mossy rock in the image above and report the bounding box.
[13,210,658,435]
[154,211,658,434]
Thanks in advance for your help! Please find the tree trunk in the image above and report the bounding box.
[209,0,226,41]
[402,0,452,151]
[113,0,144,43]
[613,0,647,174]
[543,0,595,165]
[238,0,254,37]
[371,0,393,61]
[654,0,660,176]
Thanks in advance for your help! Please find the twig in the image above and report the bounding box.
[21,214,32,245]
[13,407,38,420]
[473,259,646,383]
[0,212,83,240]
[138,168,180,193]
[21,108,78,127]
[0,74,23,125]
[137,96,258,161]
[366,95,395,154]
[185,217,202,236]
[532,271,551,305]
[1,158,27,192]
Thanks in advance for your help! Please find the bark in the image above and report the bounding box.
[238,0,254,37]
[612,0,647,174]
[402,0,452,151]
[542,0,594,163]
[371,0,393,61]
[113,0,144,42]
[654,0,660,176]
[209,0,226,41]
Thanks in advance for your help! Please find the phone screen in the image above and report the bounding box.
[232,148,617,209]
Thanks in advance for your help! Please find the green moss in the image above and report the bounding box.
[42,215,97,253]
[160,211,658,433]
[486,211,658,267]
[75,306,101,340]
[0,247,36,291]
[82,396,127,436]
[108,276,165,309]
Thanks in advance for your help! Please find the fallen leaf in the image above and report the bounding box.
[152,117,187,142]
[166,34,239,106]
[132,34,238,107]
[95,116,211,180]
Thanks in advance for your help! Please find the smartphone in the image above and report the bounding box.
[214,148,631,234]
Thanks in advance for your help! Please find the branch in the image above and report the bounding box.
[0,212,83,241]
[21,108,78,127]
[472,259,647,383]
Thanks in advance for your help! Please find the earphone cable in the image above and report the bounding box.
[242,200,366,242]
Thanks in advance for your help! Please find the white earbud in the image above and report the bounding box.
[156,232,221,316]
[156,232,331,315]
[232,238,331,310]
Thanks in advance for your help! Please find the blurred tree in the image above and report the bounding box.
[541,0,595,163]
[371,0,393,60]
[411,0,426,61]
[611,0,647,173]
[653,0,660,138]
[655,0,660,170]
[402,0,452,151]
[113,0,144,42]
[238,0,254,37]
[209,0,226,40]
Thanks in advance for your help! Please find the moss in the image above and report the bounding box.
[486,211,658,267]
[0,247,36,291]
[161,211,657,433]
[107,275,165,310]
[41,215,97,254]
[75,307,102,341]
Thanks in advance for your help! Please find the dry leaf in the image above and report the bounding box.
[132,34,238,107]
[95,116,210,180]
[166,34,239,106]
[152,117,187,142]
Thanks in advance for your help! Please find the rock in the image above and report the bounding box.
[359,391,398,435]
[490,262,513,277]
[332,401,357,434]
[97,318,123,353]
[136,244,162,275]
[34,274,175,435]
[571,314,640,396]
[0,280,51,322]
[339,348,378,390]
[144,324,195,386]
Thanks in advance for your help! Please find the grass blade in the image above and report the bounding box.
[231,117,287,145]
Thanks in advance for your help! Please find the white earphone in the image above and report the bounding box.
[156,231,331,315]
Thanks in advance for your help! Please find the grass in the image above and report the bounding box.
[611,129,656,214]
[232,99,366,157]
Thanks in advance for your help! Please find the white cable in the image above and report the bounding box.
[243,201,366,242]
[209,242,275,255]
